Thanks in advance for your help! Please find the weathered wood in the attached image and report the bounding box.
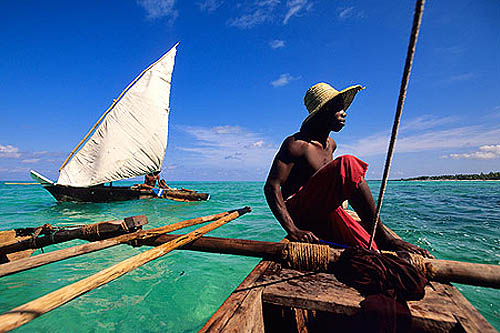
[139,235,500,289]
[160,188,209,201]
[41,184,209,203]
[430,258,500,289]
[259,267,478,332]
[0,231,36,264]
[200,258,275,332]
[0,216,147,255]
[0,210,232,278]
[203,257,496,332]
[138,234,284,259]
[438,282,496,332]
[0,207,251,332]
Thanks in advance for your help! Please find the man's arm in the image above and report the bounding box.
[264,138,320,243]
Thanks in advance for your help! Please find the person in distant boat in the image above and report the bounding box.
[138,171,170,190]
[264,82,432,257]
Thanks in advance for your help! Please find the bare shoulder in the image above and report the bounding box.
[280,133,309,159]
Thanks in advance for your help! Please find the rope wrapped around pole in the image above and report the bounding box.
[368,0,425,250]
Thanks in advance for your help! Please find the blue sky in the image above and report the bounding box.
[0,0,499,181]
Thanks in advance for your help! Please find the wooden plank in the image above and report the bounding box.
[261,268,362,316]
[200,260,273,332]
[221,287,265,333]
[439,283,496,332]
[259,267,493,331]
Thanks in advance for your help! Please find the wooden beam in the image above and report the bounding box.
[139,236,500,289]
[0,216,147,255]
[0,210,233,277]
[0,207,251,332]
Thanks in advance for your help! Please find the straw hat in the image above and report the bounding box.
[302,82,364,127]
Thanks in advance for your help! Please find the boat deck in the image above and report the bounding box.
[202,258,495,332]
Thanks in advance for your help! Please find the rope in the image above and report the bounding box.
[409,252,436,278]
[381,250,435,277]
[284,242,333,272]
[29,224,55,249]
[81,223,101,239]
[368,0,426,250]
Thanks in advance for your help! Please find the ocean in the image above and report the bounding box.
[0,181,499,331]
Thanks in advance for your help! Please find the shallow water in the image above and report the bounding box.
[0,181,499,331]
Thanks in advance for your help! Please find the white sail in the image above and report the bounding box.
[57,44,178,187]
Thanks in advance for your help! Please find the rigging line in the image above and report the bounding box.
[368,0,425,250]
[58,42,179,171]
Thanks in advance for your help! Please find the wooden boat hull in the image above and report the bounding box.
[40,184,209,203]
[201,208,494,332]
[201,255,496,332]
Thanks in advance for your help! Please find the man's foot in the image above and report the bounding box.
[387,239,434,258]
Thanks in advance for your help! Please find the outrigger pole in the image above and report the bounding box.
[368,0,425,249]
[0,210,233,278]
[0,207,250,332]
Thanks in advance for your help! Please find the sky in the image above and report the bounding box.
[0,0,499,181]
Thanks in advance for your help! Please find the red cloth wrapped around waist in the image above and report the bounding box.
[286,155,377,250]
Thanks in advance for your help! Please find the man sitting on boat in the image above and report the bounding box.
[264,82,431,257]
[137,171,170,190]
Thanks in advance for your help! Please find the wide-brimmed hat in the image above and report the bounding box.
[302,82,364,127]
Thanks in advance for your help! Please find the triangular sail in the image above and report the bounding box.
[57,44,178,187]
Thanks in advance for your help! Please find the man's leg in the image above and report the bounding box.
[347,180,392,247]
[348,179,432,257]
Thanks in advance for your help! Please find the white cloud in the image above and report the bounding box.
[399,115,458,132]
[33,151,50,156]
[0,144,21,158]
[21,158,41,164]
[270,73,300,87]
[338,119,500,158]
[228,0,312,29]
[228,9,273,29]
[448,144,500,160]
[435,45,465,55]
[252,140,264,147]
[440,73,476,84]
[283,0,311,25]
[338,6,355,20]
[137,0,178,21]
[176,125,277,169]
[198,0,223,12]
[227,1,279,29]
[269,39,286,49]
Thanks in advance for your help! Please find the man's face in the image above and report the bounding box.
[326,99,346,132]
[331,109,346,132]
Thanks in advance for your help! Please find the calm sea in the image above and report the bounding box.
[0,181,499,331]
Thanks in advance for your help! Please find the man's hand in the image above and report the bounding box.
[288,229,320,244]
[387,239,434,258]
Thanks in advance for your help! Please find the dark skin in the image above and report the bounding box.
[264,98,432,257]
[138,172,169,190]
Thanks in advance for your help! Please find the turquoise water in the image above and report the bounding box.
[0,181,499,331]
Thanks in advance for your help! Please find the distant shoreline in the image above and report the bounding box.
[395,171,500,182]
[393,179,500,182]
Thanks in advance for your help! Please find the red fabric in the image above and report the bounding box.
[286,155,377,250]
